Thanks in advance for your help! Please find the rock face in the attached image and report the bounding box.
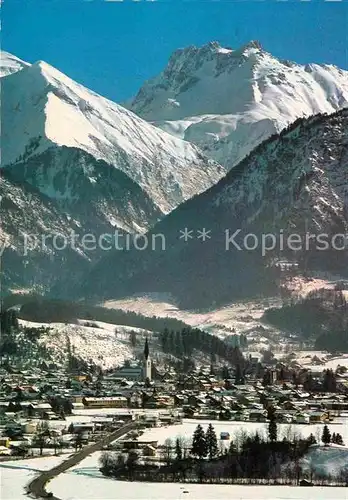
[83,109,348,308]
[128,41,348,169]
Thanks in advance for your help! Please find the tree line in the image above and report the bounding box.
[159,327,245,367]
[0,309,51,361]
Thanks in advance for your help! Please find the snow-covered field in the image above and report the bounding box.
[140,419,348,449]
[0,455,70,500]
[2,424,347,500]
[103,293,282,339]
[283,274,348,299]
[43,419,348,494]
[283,351,348,372]
[305,355,348,372]
[49,474,348,500]
[103,293,348,369]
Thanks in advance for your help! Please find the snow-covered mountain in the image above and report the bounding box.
[0,51,29,77]
[1,52,224,216]
[128,41,348,169]
[1,51,225,293]
[83,109,348,308]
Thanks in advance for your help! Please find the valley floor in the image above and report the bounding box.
[3,458,346,500]
[103,292,283,340]
[50,476,348,500]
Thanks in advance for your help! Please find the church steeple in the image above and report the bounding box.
[144,337,149,360]
[143,337,151,382]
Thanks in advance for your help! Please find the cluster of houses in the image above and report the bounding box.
[0,340,347,458]
[177,379,348,424]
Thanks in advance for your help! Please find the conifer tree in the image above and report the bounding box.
[336,433,344,446]
[228,440,236,455]
[268,414,278,443]
[205,423,218,460]
[175,437,182,460]
[321,425,331,445]
[307,433,316,446]
[191,424,207,459]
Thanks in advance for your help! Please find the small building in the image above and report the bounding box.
[71,395,84,404]
[113,366,143,381]
[139,414,160,427]
[72,402,85,411]
[144,394,174,409]
[0,437,10,448]
[121,439,158,450]
[70,422,95,434]
[71,375,88,382]
[29,403,53,418]
[143,444,157,457]
[83,396,128,408]
[220,432,230,441]
[309,411,329,423]
[299,479,313,487]
[249,410,267,422]
[295,413,310,424]
[21,421,38,434]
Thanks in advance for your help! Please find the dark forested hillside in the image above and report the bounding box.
[263,288,348,351]
[18,298,192,333]
[81,110,348,308]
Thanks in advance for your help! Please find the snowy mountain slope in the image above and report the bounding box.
[128,41,348,169]
[0,157,161,294]
[83,109,348,307]
[0,170,95,293]
[4,146,162,232]
[18,319,152,370]
[0,51,30,77]
[1,53,224,214]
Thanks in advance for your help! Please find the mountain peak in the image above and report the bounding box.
[0,51,30,77]
[2,55,224,214]
[129,42,348,169]
[241,40,263,51]
[165,40,262,72]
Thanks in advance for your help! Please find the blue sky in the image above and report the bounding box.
[3,1,347,102]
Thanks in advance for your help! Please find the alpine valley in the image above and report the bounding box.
[2,36,348,499]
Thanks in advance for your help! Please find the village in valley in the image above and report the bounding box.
[1,313,348,492]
